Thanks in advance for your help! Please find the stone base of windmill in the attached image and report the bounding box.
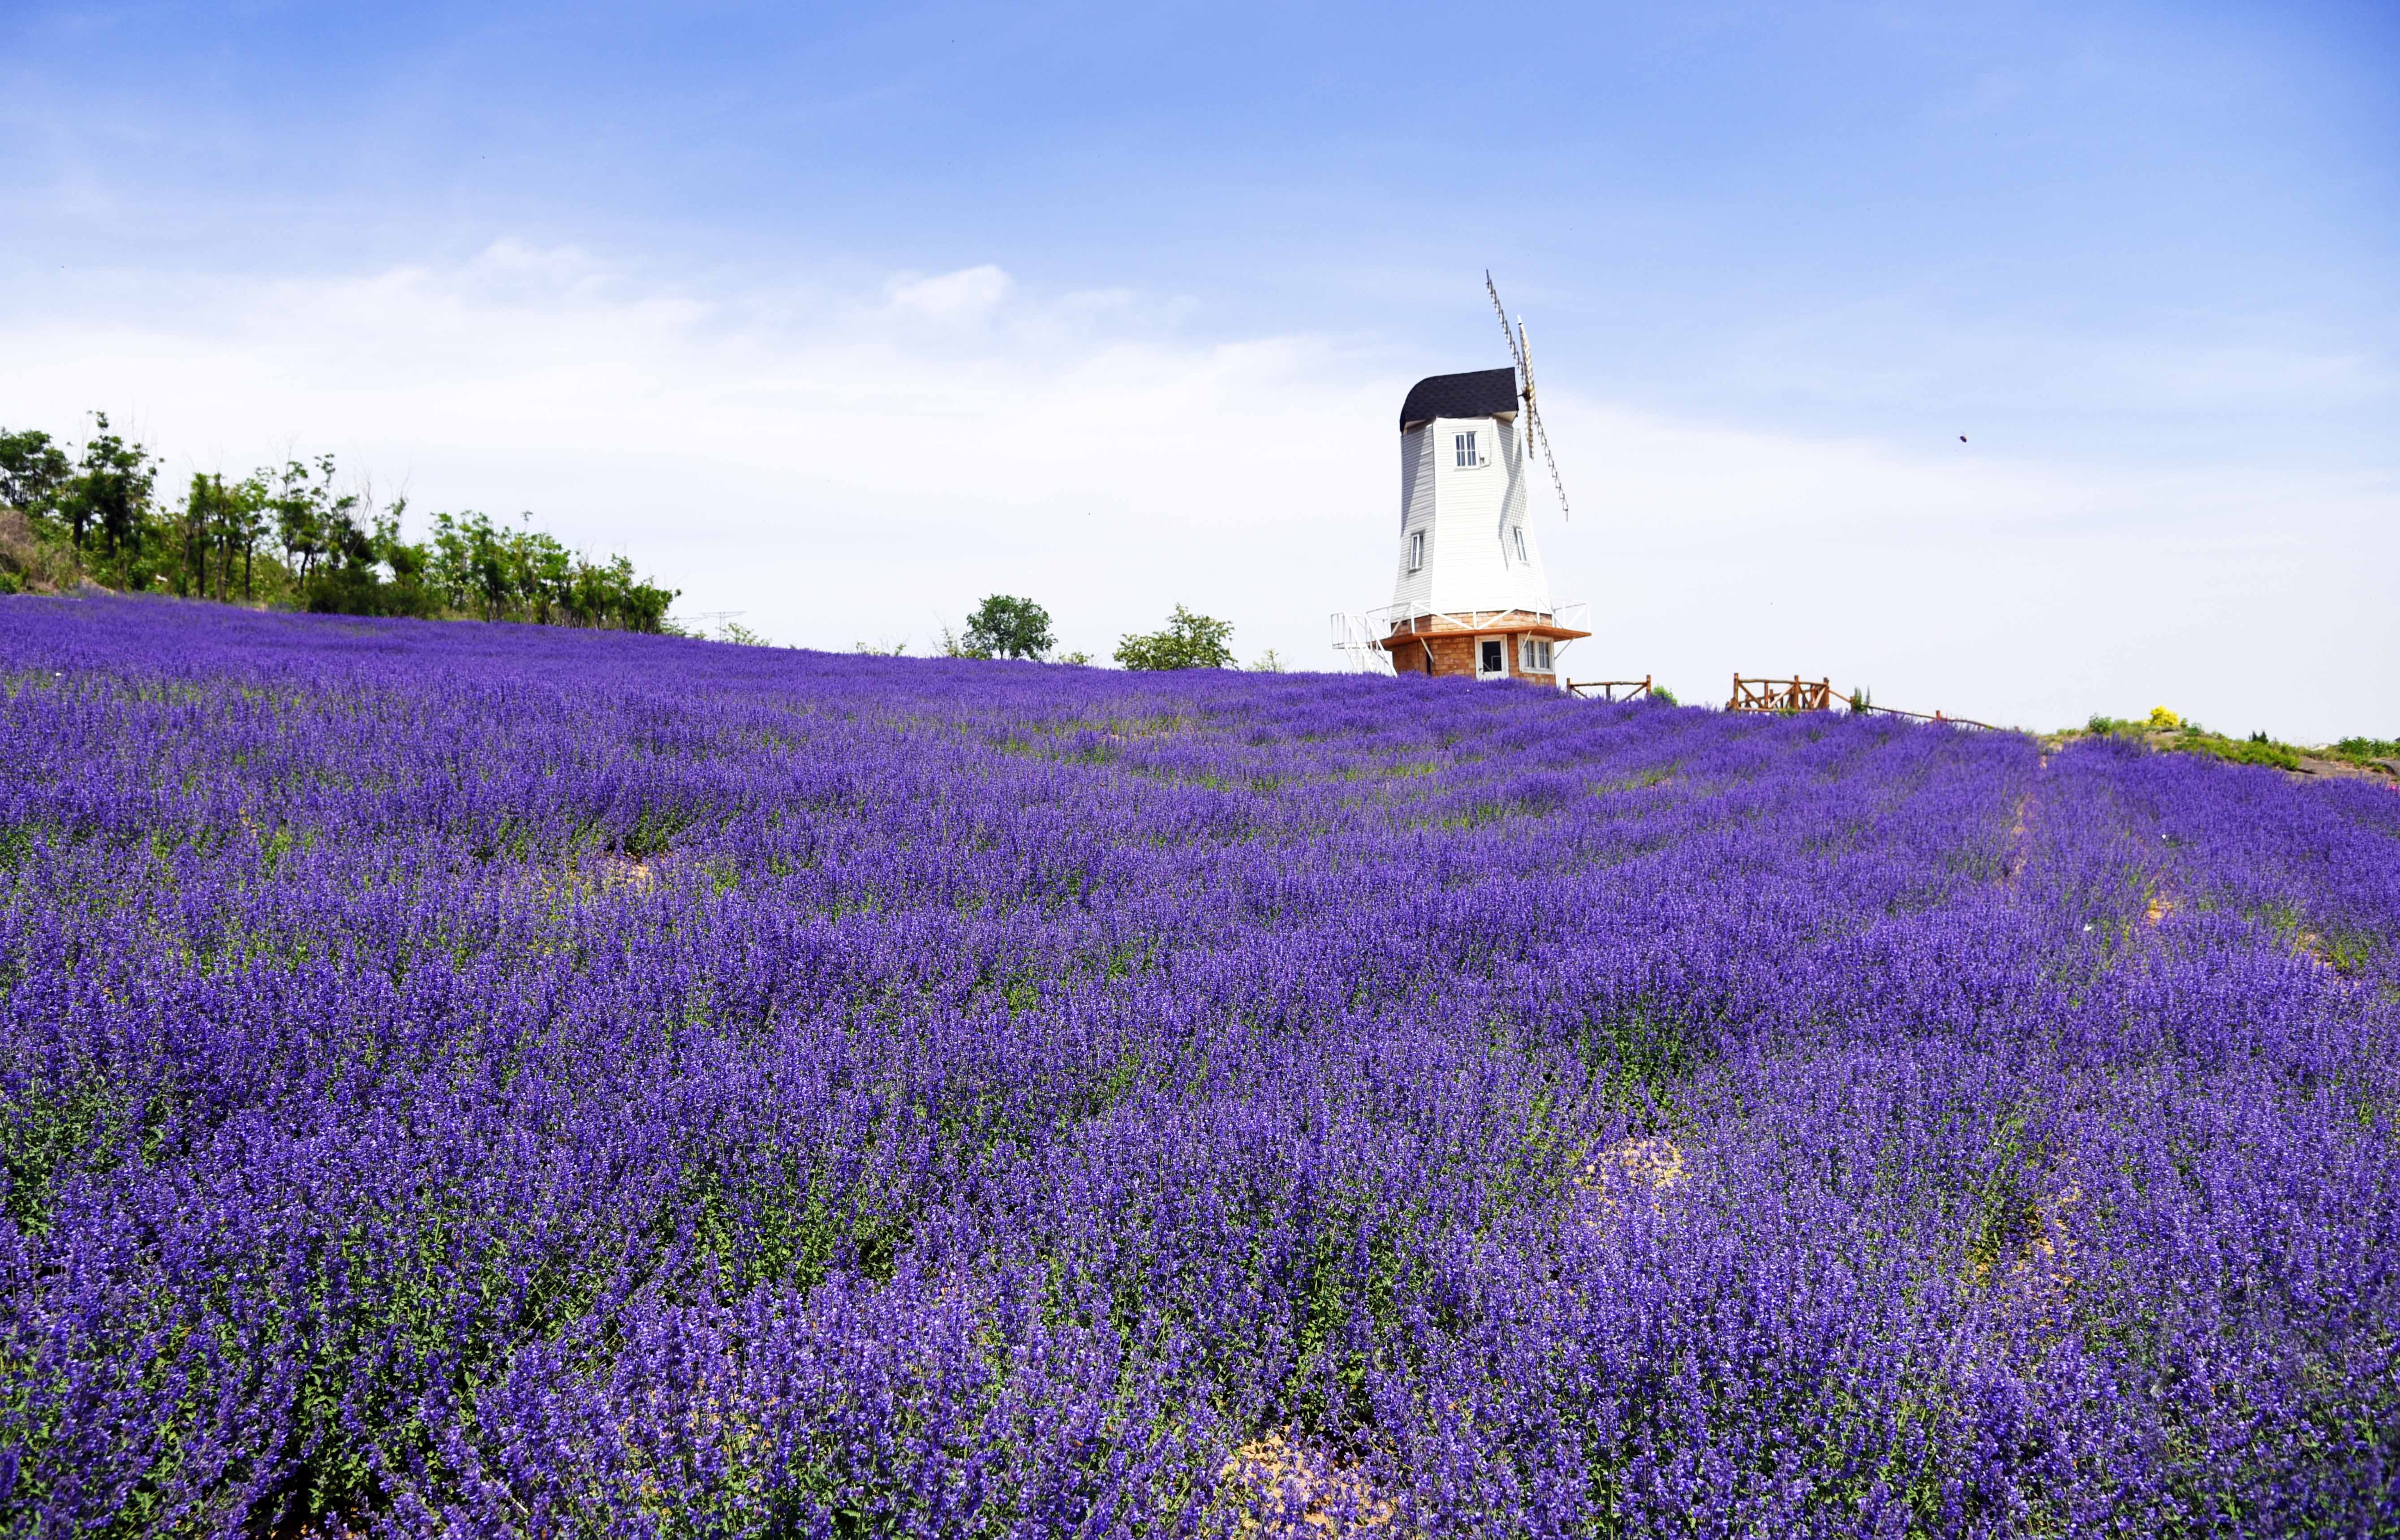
[1383,611,1591,686]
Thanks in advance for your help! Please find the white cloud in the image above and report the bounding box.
[885,264,1012,323]
[1,245,2391,740]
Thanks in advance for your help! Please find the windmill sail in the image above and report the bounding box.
[1484,271,1571,521]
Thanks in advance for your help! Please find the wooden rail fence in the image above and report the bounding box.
[1729,675,1832,713]
[1727,674,1998,731]
[1849,701,1999,731]
[1568,675,1652,701]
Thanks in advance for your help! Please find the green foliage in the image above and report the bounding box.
[270,454,361,584]
[2331,736,2399,766]
[3,415,168,593]
[2166,731,2302,772]
[0,415,677,632]
[1114,605,1233,671]
[1578,1003,1703,1116]
[1652,686,1678,706]
[56,413,159,564]
[176,472,272,601]
[0,427,72,512]
[957,594,1054,660]
[420,510,676,631]
[1247,648,1283,672]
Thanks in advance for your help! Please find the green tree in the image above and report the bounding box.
[428,510,509,618]
[56,413,157,563]
[2,412,677,628]
[368,500,437,616]
[178,473,228,598]
[221,474,270,600]
[1114,605,1234,671]
[0,429,71,515]
[270,453,382,594]
[271,459,327,582]
[420,509,672,631]
[598,556,676,632]
[962,594,1054,659]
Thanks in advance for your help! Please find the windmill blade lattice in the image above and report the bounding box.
[1519,319,1571,521]
[1485,270,1528,378]
[1484,272,1571,521]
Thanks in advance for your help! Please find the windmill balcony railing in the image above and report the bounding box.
[1368,600,1590,638]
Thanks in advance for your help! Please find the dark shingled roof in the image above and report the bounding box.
[1398,366,1519,431]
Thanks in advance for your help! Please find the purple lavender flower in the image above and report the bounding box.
[0,595,2391,1536]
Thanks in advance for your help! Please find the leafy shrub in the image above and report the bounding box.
[2167,731,2302,772]
[2332,736,2400,766]
[1114,604,1234,670]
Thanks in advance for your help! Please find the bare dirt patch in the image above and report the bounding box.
[1221,1432,1398,1536]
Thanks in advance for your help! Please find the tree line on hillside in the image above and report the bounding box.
[0,414,677,631]
[895,594,1264,671]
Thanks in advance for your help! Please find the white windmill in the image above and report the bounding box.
[1332,274,1588,681]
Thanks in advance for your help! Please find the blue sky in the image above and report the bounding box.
[4,1,2395,733]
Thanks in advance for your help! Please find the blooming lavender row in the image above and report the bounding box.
[1,597,2393,1538]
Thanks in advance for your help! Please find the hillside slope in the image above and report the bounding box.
[3,596,2396,1536]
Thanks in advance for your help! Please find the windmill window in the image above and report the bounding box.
[1522,637,1554,672]
[1454,431,1482,468]
[1407,530,1425,572]
[1479,638,1504,674]
[1512,527,1527,563]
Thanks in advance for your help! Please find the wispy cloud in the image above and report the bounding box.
[886,264,1013,323]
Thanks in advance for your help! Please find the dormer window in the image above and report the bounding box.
[1454,431,1483,468]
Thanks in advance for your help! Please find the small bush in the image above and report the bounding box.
[2331,736,2400,766]
[1115,605,1234,671]
[2168,733,2302,772]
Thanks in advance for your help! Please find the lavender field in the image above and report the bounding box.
[2,598,2395,1537]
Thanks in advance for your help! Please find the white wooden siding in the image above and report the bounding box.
[1388,412,1552,618]
[1389,427,1440,611]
